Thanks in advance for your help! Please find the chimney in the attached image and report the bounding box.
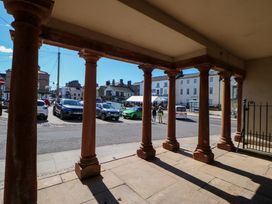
[112,79,115,86]
[106,80,110,86]
[120,79,123,85]
[127,80,131,87]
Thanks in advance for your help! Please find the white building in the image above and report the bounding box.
[139,70,236,107]
[60,86,84,100]
[139,76,169,96]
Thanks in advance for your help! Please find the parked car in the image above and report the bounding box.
[53,98,83,120]
[175,105,187,119]
[96,103,120,121]
[122,106,142,119]
[37,100,48,120]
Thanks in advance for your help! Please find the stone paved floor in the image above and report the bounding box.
[2,145,271,204]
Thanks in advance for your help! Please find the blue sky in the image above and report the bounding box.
[0,2,195,89]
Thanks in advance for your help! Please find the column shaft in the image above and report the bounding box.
[3,1,53,203]
[193,65,214,163]
[163,70,179,151]
[75,51,100,179]
[217,72,235,151]
[137,65,155,160]
[234,77,243,142]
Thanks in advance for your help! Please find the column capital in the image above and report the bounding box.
[139,64,153,73]
[79,50,101,64]
[196,63,213,72]
[4,0,54,26]
[234,76,244,84]
[165,69,180,78]
[219,71,232,80]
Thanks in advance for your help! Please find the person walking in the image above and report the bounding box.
[152,106,157,122]
[158,106,164,123]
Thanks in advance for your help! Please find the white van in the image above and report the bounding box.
[175,105,187,119]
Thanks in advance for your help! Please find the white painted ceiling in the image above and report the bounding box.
[50,0,272,61]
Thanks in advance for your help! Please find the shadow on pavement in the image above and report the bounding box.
[176,118,196,123]
[82,175,119,203]
[152,158,250,203]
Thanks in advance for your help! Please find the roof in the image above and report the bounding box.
[126,96,165,103]
[152,75,168,81]
[106,85,133,93]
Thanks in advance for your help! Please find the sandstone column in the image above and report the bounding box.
[193,65,214,163]
[75,50,100,179]
[234,77,243,142]
[3,0,53,203]
[137,65,156,160]
[217,71,235,151]
[163,70,180,151]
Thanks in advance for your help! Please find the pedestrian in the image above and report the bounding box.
[152,106,157,122]
[158,106,164,123]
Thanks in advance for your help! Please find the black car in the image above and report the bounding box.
[96,103,120,121]
[53,98,83,120]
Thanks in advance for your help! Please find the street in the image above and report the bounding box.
[0,107,237,160]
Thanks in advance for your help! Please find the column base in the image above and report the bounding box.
[137,145,156,160]
[162,140,180,151]
[234,132,242,142]
[217,142,236,152]
[193,148,214,163]
[75,157,100,180]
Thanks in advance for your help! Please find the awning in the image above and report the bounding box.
[0,79,5,85]
[126,96,165,103]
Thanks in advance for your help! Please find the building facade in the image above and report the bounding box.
[139,70,236,108]
[3,67,50,100]
[98,79,135,101]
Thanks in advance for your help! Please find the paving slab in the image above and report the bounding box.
[110,159,178,199]
[38,179,94,204]
[38,175,62,190]
[60,171,78,183]
[148,182,218,204]
[84,184,148,204]
[0,189,3,202]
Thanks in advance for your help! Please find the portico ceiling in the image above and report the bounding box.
[45,0,272,70]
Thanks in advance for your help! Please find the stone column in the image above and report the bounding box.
[137,65,156,160]
[217,71,235,151]
[3,1,53,204]
[193,65,214,163]
[163,70,180,151]
[75,50,100,179]
[234,77,243,142]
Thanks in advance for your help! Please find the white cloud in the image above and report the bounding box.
[0,45,13,53]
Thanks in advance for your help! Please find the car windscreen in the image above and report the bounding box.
[63,100,81,106]
[176,107,186,112]
[102,104,114,109]
[37,101,45,106]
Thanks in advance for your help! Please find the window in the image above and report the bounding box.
[156,89,159,95]
[210,77,213,82]
[193,88,197,95]
[180,89,183,95]
[181,80,183,85]
[160,88,163,95]
[116,91,119,97]
[120,92,124,97]
[209,99,213,105]
[187,88,190,95]
[164,82,168,87]
[194,78,197,84]
[209,87,213,94]
[156,83,160,88]
[187,79,190,84]
[152,89,156,93]
[164,89,167,95]
[106,90,112,96]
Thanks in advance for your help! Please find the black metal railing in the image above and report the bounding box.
[242,99,272,154]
